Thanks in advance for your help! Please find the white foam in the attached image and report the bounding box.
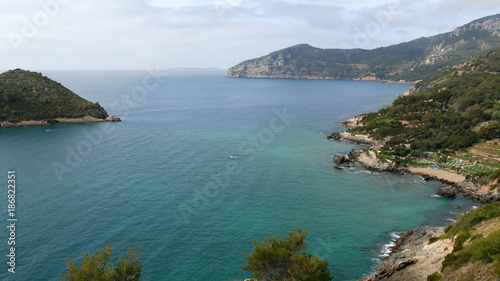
[378,232,399,257]
[390,232,400,240]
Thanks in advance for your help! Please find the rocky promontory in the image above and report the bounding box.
[359,203,500,281]
[359,226,453,281]
[227,14,500,82]
[0,69,120,128]
[0,115,121,128]
[329,129,500,202]
[327,131,382,146]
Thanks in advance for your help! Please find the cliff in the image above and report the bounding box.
[359,226,452,281]
[0,69,120,127]
[227,14,500,82]
[359,202,500,281]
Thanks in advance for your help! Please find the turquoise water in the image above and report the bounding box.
[0,70,480,281]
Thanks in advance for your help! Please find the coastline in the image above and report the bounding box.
[225,75,414,84]
[328,130,499,203]
[0,115,121,128]
[359,226,452,281]
[330,128,499,280]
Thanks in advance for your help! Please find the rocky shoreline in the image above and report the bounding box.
[359,226,452,281]
[0,115,121,128]
[329,131,500,203]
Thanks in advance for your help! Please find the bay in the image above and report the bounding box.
[0,70,479,281]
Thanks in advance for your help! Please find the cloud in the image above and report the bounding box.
[0,0,498,70]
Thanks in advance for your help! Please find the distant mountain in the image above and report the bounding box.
[227,14,500,82]
[0,69,113,124]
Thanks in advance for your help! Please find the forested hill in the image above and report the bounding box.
[0,69,109,123]
[227,14,500,82]
[350,48,500,154]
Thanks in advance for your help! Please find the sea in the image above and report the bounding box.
[0,69,481,281]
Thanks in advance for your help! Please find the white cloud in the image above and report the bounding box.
[0,0,498,70]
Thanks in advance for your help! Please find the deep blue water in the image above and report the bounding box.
[0,70,480,280]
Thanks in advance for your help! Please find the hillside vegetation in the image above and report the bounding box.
[353,48,500,151]
[227,14,500,82]
[428,202,500,280]
[0,69,108,123]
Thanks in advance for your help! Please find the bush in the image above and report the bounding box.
[442,202,500,239]
[428,236,440,244]
[427,272,442,281]
[443,230,500,270]
[489,169,500,180]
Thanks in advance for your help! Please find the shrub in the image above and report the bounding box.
[427,272,442,281]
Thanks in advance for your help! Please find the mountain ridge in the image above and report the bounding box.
[227,14,500,82]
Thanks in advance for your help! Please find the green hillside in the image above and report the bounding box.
[347,48,500,188]
[429,202,500,280]
[351,48,500,151]
[0,69,108,123]
[227,14,500,82]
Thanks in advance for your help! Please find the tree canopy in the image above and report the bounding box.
[242,227,333,281]
[60,244,142,281]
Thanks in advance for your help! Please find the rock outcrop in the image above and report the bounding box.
[327,131,382,146]
[106,115,121,122]
[436,185,457,198]
[359,226,453,281]
[455,181,500,203]
[0,116,121,128]
[353,150,409,174]
[333,154,348,165]
[339,114,365,128]
[87,106,109,119]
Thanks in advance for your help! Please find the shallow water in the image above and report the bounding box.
[0,70,480,280]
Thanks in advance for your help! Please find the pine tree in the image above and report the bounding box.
[242,227,333,281]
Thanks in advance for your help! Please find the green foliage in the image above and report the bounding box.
[442,230,500,271]
[427,272,442,281]
[478,121,500,139]
[442,202,500,239]
[60,244,142,281]
[291,253,332,281]
[490,261,500,276]
[428,236,440,244]
[0,69,107,122]
[351,48,500,153]
[489,169,500,180]
[241,227,333,281]
[453,231,471,252]
[230,15,500,82]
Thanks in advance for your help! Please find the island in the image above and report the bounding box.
[0,69,120,128]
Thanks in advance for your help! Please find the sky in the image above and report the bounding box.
[0,0,499,70]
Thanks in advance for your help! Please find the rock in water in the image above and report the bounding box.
[334,154,347,165]
[437,185,456,198]
[106,115,121,122]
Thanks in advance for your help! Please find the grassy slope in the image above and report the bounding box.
[0,69,108,122]
[428,202,500,280]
